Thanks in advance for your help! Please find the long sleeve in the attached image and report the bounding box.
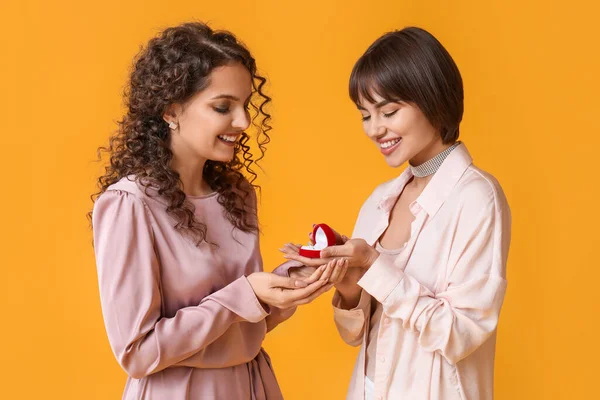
[264,260,300,332]
[358,192,510,365]
[93,190,269,378]
[331,193,377,346]
[332,289,371,346]
[174,265,296,368]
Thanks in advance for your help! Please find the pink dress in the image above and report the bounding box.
[92,177,293,399]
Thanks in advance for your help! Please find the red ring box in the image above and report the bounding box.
[299,223,337,258]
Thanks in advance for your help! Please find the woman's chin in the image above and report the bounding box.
[384,154,408,168]
[207,151,235,163]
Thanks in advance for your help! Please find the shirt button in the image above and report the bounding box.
[380,355,386,363]
[384,317,391,325]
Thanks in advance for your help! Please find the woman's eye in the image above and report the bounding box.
[361,115,371,122]
[214,107,230,114]
[383,110,398,118]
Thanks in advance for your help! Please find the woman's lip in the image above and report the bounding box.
[377,136,401,144]
[379,138,402,155]
[217,136,237,146]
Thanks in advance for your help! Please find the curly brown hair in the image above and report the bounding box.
[90,22,272,246]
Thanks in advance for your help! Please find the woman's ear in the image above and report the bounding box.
[163,104,182,130]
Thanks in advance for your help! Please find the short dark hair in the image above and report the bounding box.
[349,27,464,144]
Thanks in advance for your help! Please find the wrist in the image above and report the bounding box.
[365,248,380,268]
[336,285,362,310]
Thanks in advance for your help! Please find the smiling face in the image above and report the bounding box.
[357,92,445,167]
[165,62,253,164]
[349,28,465,166]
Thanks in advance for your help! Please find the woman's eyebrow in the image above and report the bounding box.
[357,100,392,111]
[211,94,240,101]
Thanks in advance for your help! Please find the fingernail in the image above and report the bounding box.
[295,280,308,288]
[283,255,290,259]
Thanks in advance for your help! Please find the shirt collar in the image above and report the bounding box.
[377,143,473,217]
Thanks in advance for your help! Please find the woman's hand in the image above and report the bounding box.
[281,238,378,310]
[282,238,379,270]
[333,266,365,309]
[278,227,374,309]
[247,269,334,309]
[320,239,380,269]
[279,243,329,268]
[289,258,349,285]
[287,264,317,281]
[279,225,350,268]
[285,257,365,310]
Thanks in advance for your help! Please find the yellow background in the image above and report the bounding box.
[1,0,598,398]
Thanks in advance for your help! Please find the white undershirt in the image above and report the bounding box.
[364,375,375,400]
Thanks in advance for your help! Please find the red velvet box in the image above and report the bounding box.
[298,223,337,258]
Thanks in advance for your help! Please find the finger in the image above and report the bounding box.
[302,264,327,284]
[332,261,349,284]
[341,235,349,243]
[279,247,296,256]
[279,248,295,255]
[283,253,331,268]
[269,274,309,289]
[327,259,341,282]
[289,266,315,279]
[280,279,328,303]
[292,283,335,306]
[320,243,352,259]
[281,243,301,253]
[321,261,335,282]
[329,259,345,283]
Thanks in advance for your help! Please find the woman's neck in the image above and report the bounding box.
[169,143,212,197]
[411,174,434,191]
[408,139,452,190]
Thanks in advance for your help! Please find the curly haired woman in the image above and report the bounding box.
[90,22,338,399]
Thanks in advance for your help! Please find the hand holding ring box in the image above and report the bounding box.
[298,223,343,258]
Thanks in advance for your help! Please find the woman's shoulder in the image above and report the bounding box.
[96,176,162,210]
[99,176,146,200]
[366,173,407,204]
[91,177,154,228]
[456,165,509,210]
[362,180,390,207]
[354,176,400,215]
[106,175,142,192]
